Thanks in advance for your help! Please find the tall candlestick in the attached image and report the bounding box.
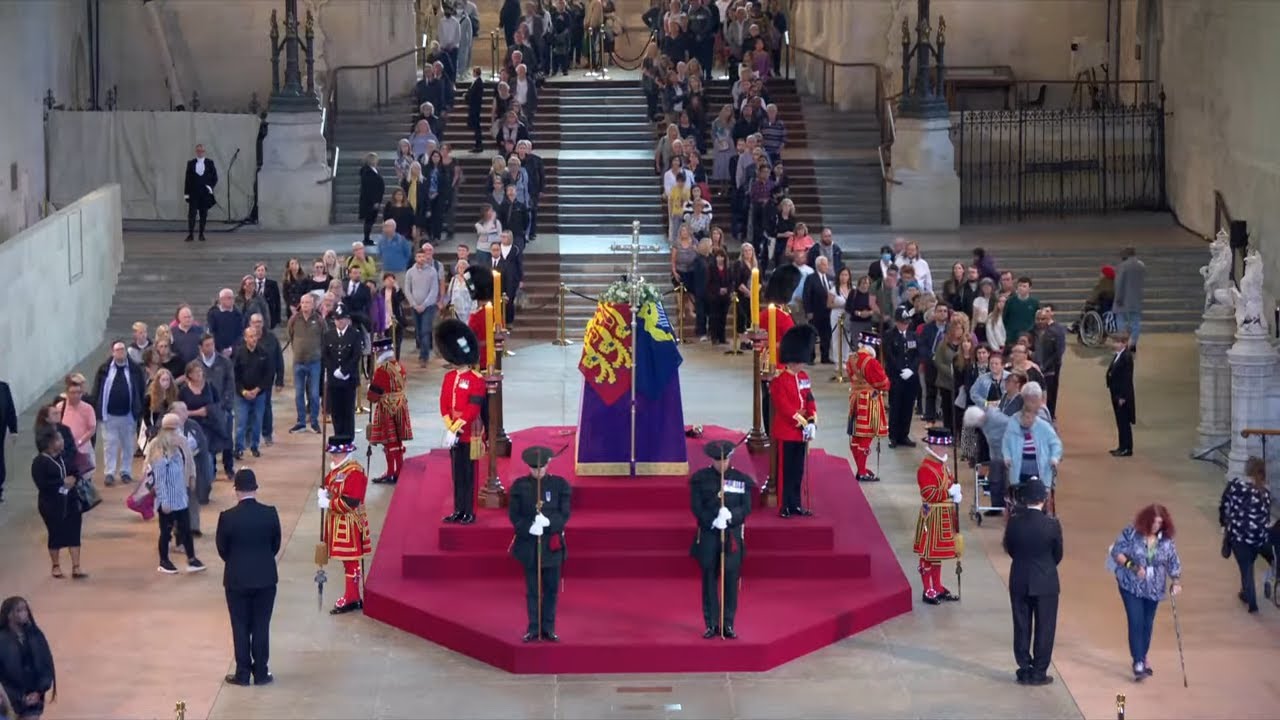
[492,270,503,329]
[485,302,496,369]
[750,267,760,326]
[767,303,778,370]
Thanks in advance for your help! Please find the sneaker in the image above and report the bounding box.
[311,424,322,434]
[103,474,116,487]
[157,560,179,575]
[120,474,134,484]
[289,423,307,433]
[250,448,261,458]
[187,558,207,573]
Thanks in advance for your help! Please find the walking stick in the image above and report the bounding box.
[1169,584,1189,687]
[536,473,543,639]
[718,459,727,638]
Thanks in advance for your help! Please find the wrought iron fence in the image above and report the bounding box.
[956,96,1166,223]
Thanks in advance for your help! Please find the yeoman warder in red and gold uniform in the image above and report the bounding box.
[846,331,889,482]
[367,335,413,485]
[913,427,963,605]
[319,435,372,614]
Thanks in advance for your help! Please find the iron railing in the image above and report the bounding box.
[956,91,1167,223]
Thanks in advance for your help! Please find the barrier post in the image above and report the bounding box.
[552,283,573,346]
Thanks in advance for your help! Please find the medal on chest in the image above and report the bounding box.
[725,479,745,494]
[798,378,811,391]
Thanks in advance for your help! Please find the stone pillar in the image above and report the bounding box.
[257,111,332,229]
[888,116,960,230]
[1194,311,1235,453]
[1227,333,1278,477]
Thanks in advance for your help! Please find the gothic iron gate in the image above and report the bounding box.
[956,97,1167,223]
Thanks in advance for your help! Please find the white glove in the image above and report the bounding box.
[441,429,459,449]
[317,488,331,510]
[900,368,914,380]
[528,522,544,536]
[333,369,350,380]
[205,185,213,194]
[716,506,733,525]
[535,513,551,528]
[948,483,963,504]
[803,424,816,442]
[712,516,728,531]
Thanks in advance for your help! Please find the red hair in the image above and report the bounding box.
[1134,504,1176,540]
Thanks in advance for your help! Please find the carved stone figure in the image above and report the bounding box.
[1201,230,1235,316]
[1232,250,1267,336]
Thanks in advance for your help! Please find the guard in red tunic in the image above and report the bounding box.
[847,331,889,482]
[368,336,413,485]
[769,325,817,518]
[913,427,963,605]
[758,266,801,430]
[437,318,487,525]
[319,435,372,614]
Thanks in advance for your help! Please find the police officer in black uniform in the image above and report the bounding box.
[508,446,572,643]
[883,305,920,448]
[690,439,755,639]
[322,303,362,438]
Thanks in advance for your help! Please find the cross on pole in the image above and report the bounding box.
[609,220,662,476]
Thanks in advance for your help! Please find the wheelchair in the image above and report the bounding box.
[1074,304,1117,348]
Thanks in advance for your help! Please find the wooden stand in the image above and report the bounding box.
[492,328,512,457]
[478,368,507,509]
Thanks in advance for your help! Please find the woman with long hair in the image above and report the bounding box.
[425,149,447,242]
[321,250,342,281]
[1109,505,1183,680]
[0,596,57,719]
[972,277,995,343]
[30,430,85,580]
[235,276,269,327]
[670,225,699,322]
[145,414,204,575]
[986,293,1009,352]
[382,187,416,242]
[143,369,178,439]
[829,268,853,364]
[706,250,735,345]
[281,258,309,319]
[710,104,735,196]
[942,262,966,312]
[33,404,78,480]
[401,161,429,238]
[178,361,230,465]
[474,203,502,249]
[732,243,759,348]
[394,138,414,183]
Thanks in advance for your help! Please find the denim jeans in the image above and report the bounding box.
[414,305,439,360]
[260,384,275,439]
[1118,310,1142,347]
[294,360,321,426]
[235,392,266,453]
[102,413,136,478]
[1234,541,1261,610]
[1118,586,1159,664]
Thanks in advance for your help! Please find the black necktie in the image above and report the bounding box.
[349,282,356,295]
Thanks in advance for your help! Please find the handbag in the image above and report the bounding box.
[75,475,102,513]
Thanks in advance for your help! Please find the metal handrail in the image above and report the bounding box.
[1215,191,1234,237]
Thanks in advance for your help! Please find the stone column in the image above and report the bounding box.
[1194,310,1235,454]
[888,116,960,230]
[1227,332,1278,477]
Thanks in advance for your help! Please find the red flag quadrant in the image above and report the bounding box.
[578,302,633,406]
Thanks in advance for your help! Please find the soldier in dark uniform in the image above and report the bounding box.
[883,305,920,448]
[508,445,572,643]
[322,303,362,439]
[690,439,755,639]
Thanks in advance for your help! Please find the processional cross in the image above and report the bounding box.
[608,220,662,476]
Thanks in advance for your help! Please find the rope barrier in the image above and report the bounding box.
[607,32,657,70]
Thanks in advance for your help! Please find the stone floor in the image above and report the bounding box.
[2,225,1278,720]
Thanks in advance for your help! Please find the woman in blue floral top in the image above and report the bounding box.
[1109,504,1182,680]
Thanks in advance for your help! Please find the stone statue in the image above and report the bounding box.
[1232,250,1268,337]
[1201,230,1235,316]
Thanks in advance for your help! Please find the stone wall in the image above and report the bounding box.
[97,0,418,112]
[0,0,89,243]
[1159,0,1280,297]
[789,0,1111,110]
[0,185,123,413]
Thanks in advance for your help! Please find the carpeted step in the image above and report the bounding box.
[402,548,871,580]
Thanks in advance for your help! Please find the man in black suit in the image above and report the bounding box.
[1106,330,1135,457]
[252,262,282,329]
[0,379,16,503]
[322,303,362,439]
[184,144,218,243]
[801,256,835,364]
[1002,479,1062,686]
[465,67,486,153]
[340,264,372,332]
[484,235,524,327]
[216,469,281,687]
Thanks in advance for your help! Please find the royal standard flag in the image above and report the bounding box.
[634,301,683,400]
[578,302,633,406]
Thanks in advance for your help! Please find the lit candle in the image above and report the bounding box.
[484,302,495,369]
[492,270,503,329]
[750,267,760,327]
[767,303,777,369]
